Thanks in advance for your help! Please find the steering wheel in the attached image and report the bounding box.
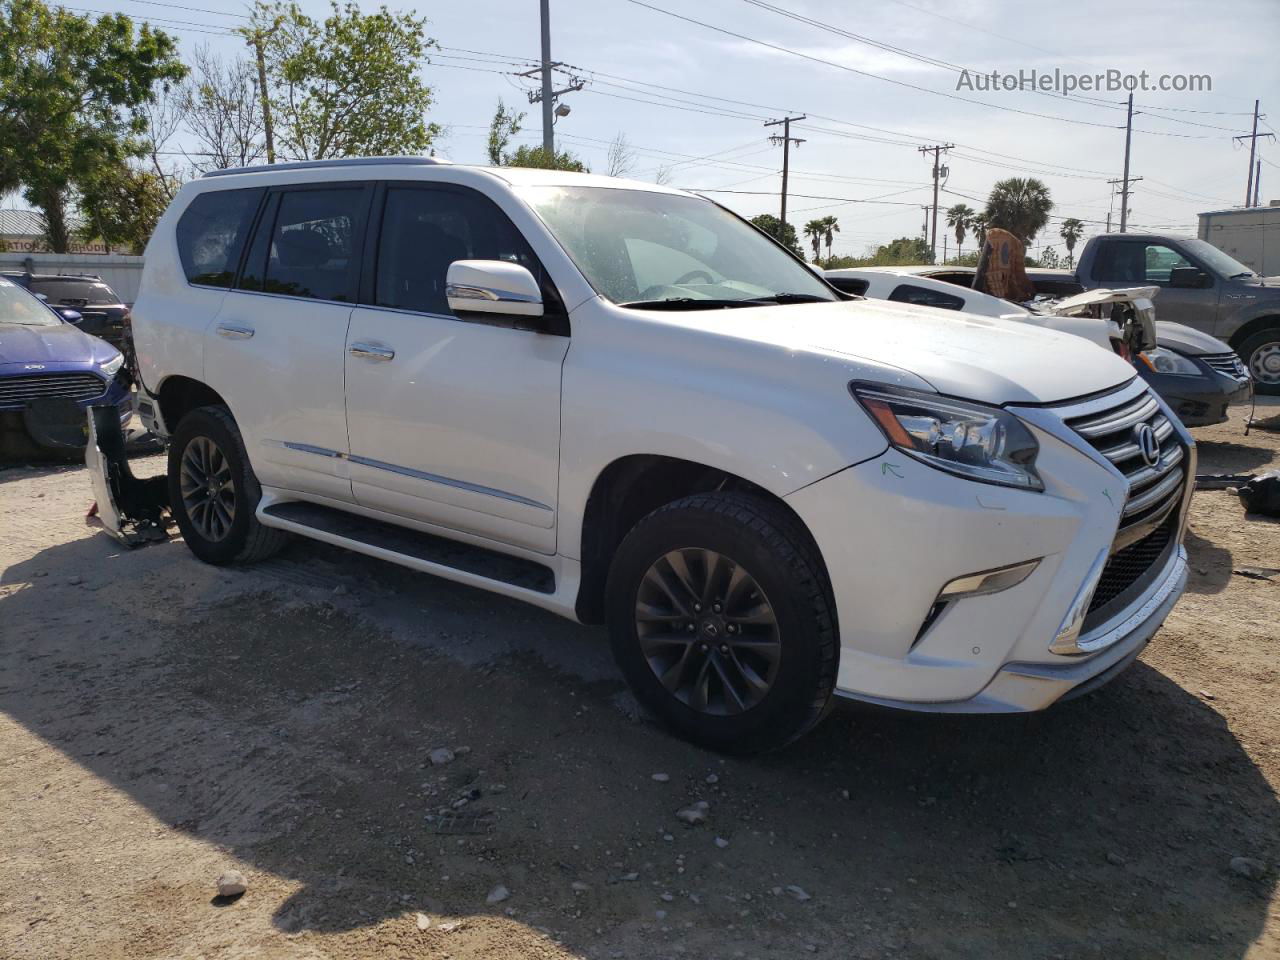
[673,269,714,286]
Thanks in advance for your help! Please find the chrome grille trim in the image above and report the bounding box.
[1201,352,1248,379]
[1071,393,1159,439]
[1123,466,1185,517]
[0,372,107,405]
[1097,415,1174,464]
[1125,443,1185,495]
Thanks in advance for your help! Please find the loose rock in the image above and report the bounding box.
[785,885,812,902]
[1230,856,1266,879]
[676,801,710,826]
[429,747,456,766]
[715,837,730,849]
[486,884,511,904]
[651,773,670,783]
[216,871,247,898]
[415,912,431,931]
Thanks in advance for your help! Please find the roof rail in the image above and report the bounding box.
[202,156,452,178]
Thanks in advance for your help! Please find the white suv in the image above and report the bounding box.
[130,157,1194,751]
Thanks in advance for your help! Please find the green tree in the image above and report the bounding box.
[484,99,586,171]
[77,165,169,253]
[871,236,933,266]
[820,215,840,262]
[245,1,439,161]
[1059,217,1084,268]
[984,177,1053,245]
[945,203,975,261]
[0,0,184,252]
[1035,245,1063,269]
[970,212,989,248]
[803,219,824,262]
[748,213,802,257]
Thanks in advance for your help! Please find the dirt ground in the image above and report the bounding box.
[1,409,1278,960]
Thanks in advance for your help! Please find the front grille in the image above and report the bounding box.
[0,372,107,406]
[1061,380,1186,544]
[1201,352,1249,380]
[1087,516,1175,616]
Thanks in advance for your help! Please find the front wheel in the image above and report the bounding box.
[167,405,288,565]
[1239,327,1280,396]
[605,492,838,753]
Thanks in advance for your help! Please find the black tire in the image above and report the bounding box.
[605,492,838,753]
[1238,327,1280,396]
[167,405,288,565]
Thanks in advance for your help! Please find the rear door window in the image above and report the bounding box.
[887,283,964,311]
[250,188,369,302]
[27,278,119,305]
[176,188,263,288]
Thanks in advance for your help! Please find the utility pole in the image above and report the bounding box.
[539,0,553,156]
[1234,101,1274,207]
[1117,93,1136,232]
[918,144,953,262]
[247,28,275,163]
[1256,160,1263,207]
[519,2,584,161]
[765,116,806,238]
[1109,176,1142,232]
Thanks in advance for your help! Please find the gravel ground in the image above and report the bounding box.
[1,409,1278,959]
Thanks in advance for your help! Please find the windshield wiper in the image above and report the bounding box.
[1228,272,1255,280]
[618,297,757,310]
[744,293,832,304]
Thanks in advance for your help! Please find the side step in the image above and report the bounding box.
[260,500,556,594]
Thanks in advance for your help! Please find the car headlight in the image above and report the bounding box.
[1138,346,1199,376]
[853,383,1043,490]
[99,353,125,378]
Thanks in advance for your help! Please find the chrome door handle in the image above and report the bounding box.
[216,323,255,340]
[349,342,395,362]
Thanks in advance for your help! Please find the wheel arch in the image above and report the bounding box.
[155,375,228,436]
[1228,314,1280,350]
[574,454,828,625]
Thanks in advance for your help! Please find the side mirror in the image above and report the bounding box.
[1168,266,1210,289]
[446,260,544,319]
[60,309,83,324]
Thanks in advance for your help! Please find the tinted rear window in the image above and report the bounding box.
[176,188,263,287]
[27,278,119,305]
[888,283,964,311]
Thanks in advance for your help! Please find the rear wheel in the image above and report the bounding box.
[167,406,288,564]
[1238,327,1280,396]
[606,492,838,753]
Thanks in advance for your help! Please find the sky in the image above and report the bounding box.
[51,0,1280,258]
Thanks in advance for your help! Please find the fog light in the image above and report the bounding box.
[937,558,1040,600]
[1050,548,1110,655]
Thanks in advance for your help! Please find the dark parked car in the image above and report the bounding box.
[1,271,132,356]
[0,276,131,458]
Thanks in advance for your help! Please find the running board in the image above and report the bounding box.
[259,500,556,595]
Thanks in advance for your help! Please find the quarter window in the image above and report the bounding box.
[374,186,543,316]
[254,188,366,302]
[887,283,964,311]
[175,188,262,287]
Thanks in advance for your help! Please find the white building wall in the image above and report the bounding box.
[0,252,145,304]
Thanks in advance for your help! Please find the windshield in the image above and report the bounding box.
[1181,238,1254,278]
[519,186,837,307]
[29,278,119,305]
[0,279,61,326]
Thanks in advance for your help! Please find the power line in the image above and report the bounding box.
[620,0,1221,138]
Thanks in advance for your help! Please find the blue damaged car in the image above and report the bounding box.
[0,275,131,458]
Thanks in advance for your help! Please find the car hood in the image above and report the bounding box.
[1154,321,1233,356]
[0,321,116,367]
[1238,275,1280,289]
[657,298,1135,405]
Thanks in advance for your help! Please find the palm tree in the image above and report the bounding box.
[970,212,989,249]
[803,219,824,262]
[820,216,840,261]
[984,177,1053,245]
[945,203,974,261]
[1059,218,1085,268]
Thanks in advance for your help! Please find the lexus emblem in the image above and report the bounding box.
[1134,423,1160,467]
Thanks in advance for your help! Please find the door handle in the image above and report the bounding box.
[349,342,395,362]
[216,323,255,340]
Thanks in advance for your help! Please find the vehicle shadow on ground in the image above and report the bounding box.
[1194,438,1276,475]
[1183,526,1235,594]
[1,533,1277,959]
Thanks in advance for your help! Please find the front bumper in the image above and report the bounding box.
[784,387,1192,713]
[0,377,131,450]
[1137,366,1251,427]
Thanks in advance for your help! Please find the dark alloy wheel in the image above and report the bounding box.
[179,435,237,542]
[167,405,289,565]
[606,492,839,753]
[635,548,782,716]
